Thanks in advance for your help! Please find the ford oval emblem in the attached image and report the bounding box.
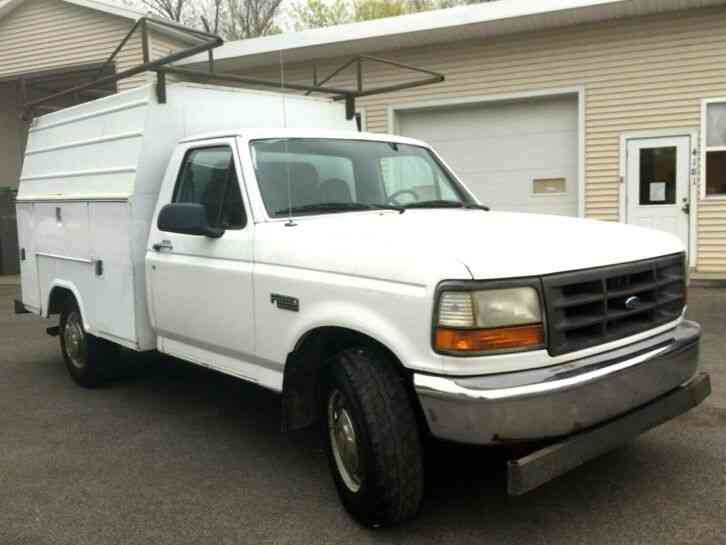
[624,295,642,310]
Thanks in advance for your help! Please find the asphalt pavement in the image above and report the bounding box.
[1,287,724,545]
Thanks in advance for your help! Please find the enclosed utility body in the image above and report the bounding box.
[16,83,354,351]
[14,79,709,528]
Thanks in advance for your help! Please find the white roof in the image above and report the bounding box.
[179,128,429,148]
[181,0,726,71]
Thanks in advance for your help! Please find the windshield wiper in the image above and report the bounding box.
[403,200,490,211]
[274,202,405,217]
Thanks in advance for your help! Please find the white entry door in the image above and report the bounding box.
[626,136,690,247]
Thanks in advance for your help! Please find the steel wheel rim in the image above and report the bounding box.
[328,389,362,493]
[64,311,86,370]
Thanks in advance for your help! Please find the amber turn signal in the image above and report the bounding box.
[435,324,545,354]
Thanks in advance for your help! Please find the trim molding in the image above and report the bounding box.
[20,166,136,182]
[25,131,144,156]
[36,252,93,264]
[15,195,131,203]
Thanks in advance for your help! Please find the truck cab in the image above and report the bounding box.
[15,85,710,528]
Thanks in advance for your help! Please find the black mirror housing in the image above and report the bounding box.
[157,203,224,238]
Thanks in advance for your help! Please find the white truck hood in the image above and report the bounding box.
[255,210,684,285]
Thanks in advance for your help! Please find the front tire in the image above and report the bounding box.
[60,300,118,388]
[323,347,424,527]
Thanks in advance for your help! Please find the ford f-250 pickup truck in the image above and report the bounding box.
[15,82,710,527]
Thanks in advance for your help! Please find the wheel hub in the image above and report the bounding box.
[63,312,86,369]
[328,389,362,493]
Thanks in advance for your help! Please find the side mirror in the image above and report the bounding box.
[157,203,224,238]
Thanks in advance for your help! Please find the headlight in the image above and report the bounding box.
[435,286,545,355]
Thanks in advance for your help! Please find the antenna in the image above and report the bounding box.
[280,50,296,227]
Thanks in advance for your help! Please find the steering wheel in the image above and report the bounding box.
[386,189,419,205]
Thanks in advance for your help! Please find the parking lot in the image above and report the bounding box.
[1,286,724,545]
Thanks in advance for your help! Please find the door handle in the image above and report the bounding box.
[152,240,173,252]
[681,202,691,215]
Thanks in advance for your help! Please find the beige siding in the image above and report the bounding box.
[249,6,726,273]
[0,0,146,90]
[149,29,182,61]
[698,200,726,272]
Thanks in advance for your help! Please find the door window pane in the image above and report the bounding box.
[639,147,676,205]
[707,102,726,147]
[533,178,566,194]
[706,150,726,196]
[174,147,245,229]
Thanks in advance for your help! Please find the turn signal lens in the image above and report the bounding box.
[435,324,545,354]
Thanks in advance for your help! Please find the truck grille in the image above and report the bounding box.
[542,253,686,356]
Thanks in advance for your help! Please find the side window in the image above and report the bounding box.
[174,146,246,229]
[705,101,726,196]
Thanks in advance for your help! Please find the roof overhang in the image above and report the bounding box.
[0,0,200,44]
[180,0,726,71]
[0,0,144,21]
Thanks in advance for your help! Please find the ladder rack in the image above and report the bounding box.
[23,16,445,121]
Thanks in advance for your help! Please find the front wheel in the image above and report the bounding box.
[60,300,118,388]
[323,347,424,527]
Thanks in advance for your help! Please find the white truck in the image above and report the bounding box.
[15,82,710,527]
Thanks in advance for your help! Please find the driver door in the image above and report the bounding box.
[146,139,257,380]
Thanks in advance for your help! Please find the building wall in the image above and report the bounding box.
[149,29,183,61]
[0,0,146,90]
[0,82,27,190]
[249,6,726,273]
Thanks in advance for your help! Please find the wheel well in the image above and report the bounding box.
[281,327,425,432]
[47,287,76,316]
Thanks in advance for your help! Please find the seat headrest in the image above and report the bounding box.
[257,161,320,213]
[319,178,352,203]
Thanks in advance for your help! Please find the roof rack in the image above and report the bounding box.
[23,16,445,121]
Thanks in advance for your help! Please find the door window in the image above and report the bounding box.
[174,146,246,229]
[639,147,677,205]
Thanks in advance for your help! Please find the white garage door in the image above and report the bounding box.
[397,95,579,216]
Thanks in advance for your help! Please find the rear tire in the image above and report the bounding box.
[323,346,424,527]
[59,299,119,388]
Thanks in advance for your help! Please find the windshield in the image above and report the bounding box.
[249,138,473,217]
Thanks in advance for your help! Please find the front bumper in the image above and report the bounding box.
[507,371,710,495]
[415,320,704,445]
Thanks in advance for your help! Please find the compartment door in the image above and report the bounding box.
[16,203,40,311]
[90,201,137,347]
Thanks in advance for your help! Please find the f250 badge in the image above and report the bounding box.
[271,293,300,312]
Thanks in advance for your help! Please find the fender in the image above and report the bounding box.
[285,298,441,376]
[45,280,90,330]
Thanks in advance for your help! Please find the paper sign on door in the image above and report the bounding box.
[649,182,666,202]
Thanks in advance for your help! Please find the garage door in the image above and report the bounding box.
[397,95,579,216]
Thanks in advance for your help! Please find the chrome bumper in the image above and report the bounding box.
[415,320,703,445]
